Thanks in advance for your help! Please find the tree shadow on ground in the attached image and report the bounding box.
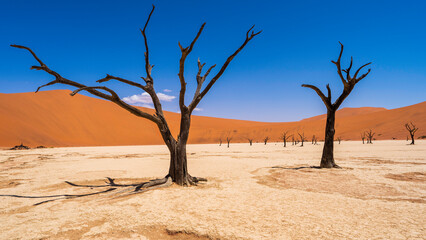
[0,177,173,206]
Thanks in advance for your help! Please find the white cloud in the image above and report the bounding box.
[157,93,176,102]
[163,89,172,92]
[122,92,175,108]
[194,108,203,112]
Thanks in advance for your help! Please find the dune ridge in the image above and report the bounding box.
[0,90,424,147]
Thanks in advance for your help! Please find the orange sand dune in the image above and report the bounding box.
[0,90,424,147]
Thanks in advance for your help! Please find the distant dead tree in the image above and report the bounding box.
[365,129,375,144]
[263,136,270,145]
[298,132,306,147]
[12,5,260,188]
[226,136,232,148]
[405,122,419,145]
[247,138,254,146]
[280,131,292,147]
[302,42,371,168]
[224,131,234,148]
[311,135,318,145]
[219,138,222,146]
[336,137,341,144]
[292,136,295,145]
[361,132,366,144]
[10,143,30,150]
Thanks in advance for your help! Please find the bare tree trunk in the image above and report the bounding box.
[167,112,198,186]
[410,134,415,145]
[320,109,338,168]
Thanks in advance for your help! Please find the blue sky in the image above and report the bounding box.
[1,0,425,122]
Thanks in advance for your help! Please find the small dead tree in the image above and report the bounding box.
[298,132,306,147]
[336,137,341,144]
[263,136,270,145]
[219,138,222,146]
[12,5,260,188]
[247,138,254,146]
[311,135,318,145]
[302,42,371,168]
[361,132,366,144]
[292,136,295,145]
[226,136,232,148]
[405,122,419,145]
[366,129,375,144]
[280,131,292,147]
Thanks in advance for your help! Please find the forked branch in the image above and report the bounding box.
[188,25,261,112]
[302,42,372,110]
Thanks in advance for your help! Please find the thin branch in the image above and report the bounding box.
[301,84,332,110]
[71,86,120,99]
[140,5,155,85]
[189,25,261,111]
[11,44,161,124]
[178,23,206,111]
[331,42,347,86]
[193,58,216,102]
[342,56,353,80]
[97,74,148,91]
[326,84,331,101]
[353,62,372,80]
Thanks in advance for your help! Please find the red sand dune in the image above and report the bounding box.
[0,90,425,147]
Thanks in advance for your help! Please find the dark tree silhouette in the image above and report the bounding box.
[280,131,292,147]
[366,129,375,144]
[302,42,371,168]
[226,136,232,148]
[336,137,341,144]
[361,132,366,144]
[311,135,318,145]
[292,136,295,145]
[247,138,254,146]
[219,138,222,146]
[298,132,306,147]
[12,5,260,187]
[405,122,419,145]
[263,136,270,145]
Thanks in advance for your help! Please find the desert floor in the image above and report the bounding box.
[0,140,425,240]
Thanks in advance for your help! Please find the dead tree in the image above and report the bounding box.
[219,138,222,146]
[365,129,375,144]
[312,135,318,145]
[405,122,419,145]
[280,131,292,147]
[263,136,270,145]
[336,137,341,144]
[247,138,254,146]
[10,143,30,150]
[298,132,306,147]
[292,136,295,145]
[302,42,371,168]
[226,136,232,148]
[12,5,260,187]
[361,132,366,144]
